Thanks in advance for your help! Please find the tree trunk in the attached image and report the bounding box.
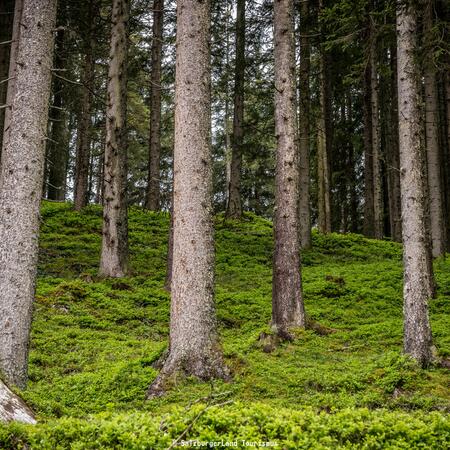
[0,0,57,388]
[423,0,446,257]
[145,0,164,211]
[1,0,23,166]
[386,44,402,242]
[74,0,96,211]
[317,0,331,234]
[444,71,450,251]
[396,2,433,366]
[271,0,305,335]
[47,28,68,201]
[370,32,383,239]
[0,0,14,158]
[147,0,228,398]
[99,0,129,278]
[225,0,245,219]
[298,0,311,248]
[0,380,36,424]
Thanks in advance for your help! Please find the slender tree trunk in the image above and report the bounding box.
[226,0,245,219]
[444,71,450,250]
[0,0,57,388]
[298,0,311,248]
[99,0,129,278]
[370,31,383,239]
[396,2,433,366]
[74,0,96,211]
[0,0,14,157]
[147,0,228,398]
[1,0,23,166]
[317,0,331,234]
[363,60,375,237]
[272,0,305,335]
[423,0,446,257]
[47,29,68,201]
[386,44,402,242]
[0,380,36,424]
[145,0,164,211]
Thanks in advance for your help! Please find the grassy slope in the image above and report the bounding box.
[1,201,450,448]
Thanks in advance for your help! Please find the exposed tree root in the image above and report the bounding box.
[0,380,36,424]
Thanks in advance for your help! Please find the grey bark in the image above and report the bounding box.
[47,29,68,201]
[317,0,331,234]
[298,0,311,249]
[225,0,245,219]
[147,0,228,398]
[423,0,446,257]
[396,2,434,366]
[0,380,35,424]
[0,0,57,388]
[271,0,305,335]
[74,0,96,211]
[145,0,164,211]
[363,60,375,237]
[0,0,14,157]
[386,44,402,242]
[370,32,383,239]
[99,0,129,278]
[1,0,23,166]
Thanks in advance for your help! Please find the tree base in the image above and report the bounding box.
[146,352,230,399]
[0,380,36,424]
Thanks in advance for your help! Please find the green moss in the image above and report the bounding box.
[1,201,448,447]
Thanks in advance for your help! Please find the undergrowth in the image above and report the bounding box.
[1,201,449,448]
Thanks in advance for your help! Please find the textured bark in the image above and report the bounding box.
[99,0,129,278]
[145,0,164,211]
[271,0,305,334]
[423,0,446,257]
[225,0,245,219]
[363,61,375,237]
[386,44,402,242]
[298,0,311,248]
[0,0,14,157]
[47,29,68,201]
[0,380,36,424]
[317,0,331,234]
[444,71,450,250]
[74,0,96,211]
[370,34,383,239]
[396,3,433,366]
[147,0,228,398]
[2,0,23,163]
[0,0,57,388]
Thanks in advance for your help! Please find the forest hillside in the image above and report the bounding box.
[0,202,449,448]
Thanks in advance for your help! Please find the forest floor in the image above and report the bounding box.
[1,201,449,449]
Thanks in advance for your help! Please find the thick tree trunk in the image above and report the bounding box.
[271,0,305,335]
[0,0,14,157]
[47,29,68,201]
[145,0,164,211]
[396,3,433,366]
[0,380,36,424]
[147,0,228,398]
[298,0,311,248]
[74,0,96,211]
[99,0,129,278]
[386,44,402,242]
[225,0,245,219]
[2,0,23,165]
[370,35,383,239]
[423,0,446,257]
[0,0,57,388]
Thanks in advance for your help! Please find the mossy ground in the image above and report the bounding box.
[1,201,449,448]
